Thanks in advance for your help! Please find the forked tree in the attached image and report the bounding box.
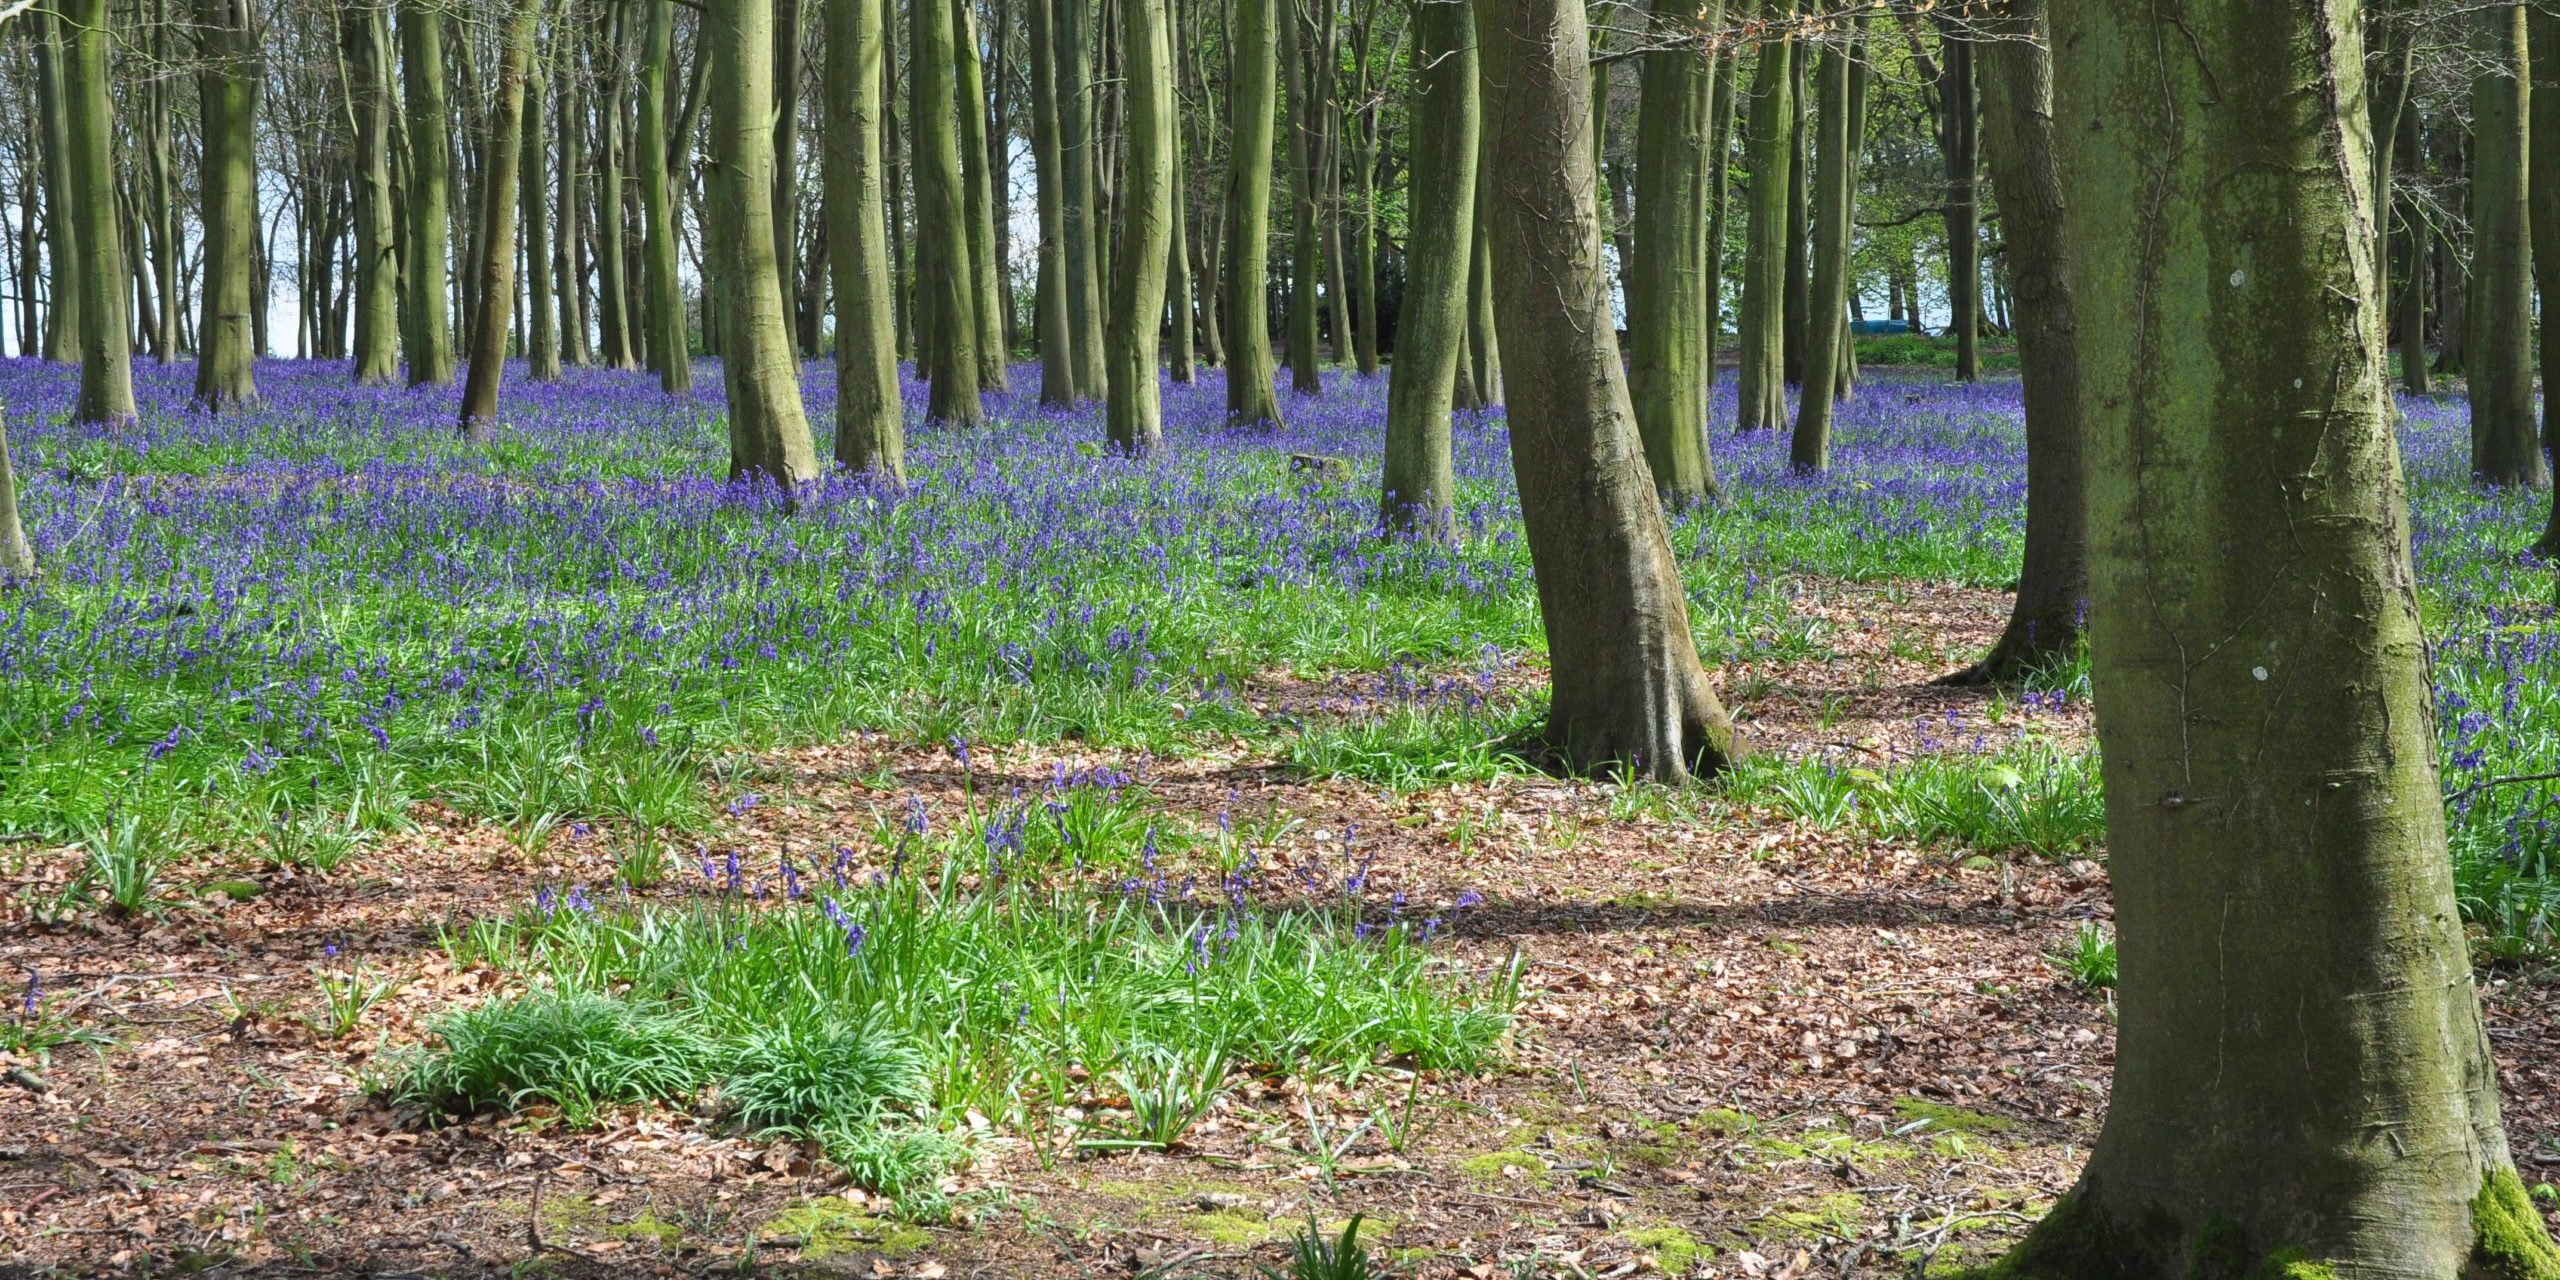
[1974,1,2560,1273]
[1471,0,1743,782]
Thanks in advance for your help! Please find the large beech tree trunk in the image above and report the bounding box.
[346,5,401,384]
[914,0,986,424]
[1932,14,1980,383]
[955,0,1009,392]
[712,0,823,487]
[522,31,562,384]
[2534,9,2560,556]
[33,12,79,365]
[2469,5,2545,490]
[0,418,31,581]
[1030,0,1078,405]
[1223,0,1286,426]
[1979,2,2560,1274]
[1626,0,1721,507]
[1472,0,1741,783]
[194,0,262,411]
[1788,28,1855,475]
[401,3,457,386]
[1058,0,1108,397]
[62,0,134,425]
[1377,0,1476,536]
[1734,32,1790,433]
[1105,0,1174,453]
[637,0,689,393]
[1280,4,1324,394]
[1944,0,2083,685]
[827,0,905,482]
[458,0,541,438]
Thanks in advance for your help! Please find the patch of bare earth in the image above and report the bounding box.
[2,586,2549,1279]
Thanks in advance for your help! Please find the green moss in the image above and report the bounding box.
[2254,1251,2337,1280]
[1625,1225,1711,1275]
[760,1198,929,1260]
[1193,1211,1281,1246]
[2474,1167,2560,1280]
[204,879,262,901]
[1458,1149,1552,1188]
[608,1209,684,1248]
[1763,1192,1864,1241]
[1620,1108,1758,1170]
[1892,1099,2020,1136]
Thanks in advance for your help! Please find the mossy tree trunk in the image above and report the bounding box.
[1787,27,1855,475]
[459,0,542,439]
[827,0,906,482]
[1223,0,1285,426]
[1626,0,1722,507]
[2469,5,2545,490]
[1472,0,1742,783]
[637,0,690,393]
[713,0,824,487]
[401,2,457,387]
[1105,0,1174,454]
[346,5,401,384]
[63,0,134,426]
[2533,8,2560,557]
[1030,0,1079,405]
[1378,0,1476,536]
[916,0,987,424]
[1734,32,1790,433]
[1944,0,2083,686]
[1981,2,2560,1274]
[955,0,1011,392]
[194,0,262,412]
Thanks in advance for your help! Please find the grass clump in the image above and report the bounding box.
[395,988,713,1124]
[1726,743,2103,858]
[719,1015,929,1134]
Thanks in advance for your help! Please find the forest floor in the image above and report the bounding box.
[0,360,2553,1278]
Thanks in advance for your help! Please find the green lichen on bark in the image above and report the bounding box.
[2471,1168,2560,1280]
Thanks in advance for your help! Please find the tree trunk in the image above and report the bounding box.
[1943,0,2082,685]
[1463,131,1499,407]
[459,0,541,438]
[1106,0,1174,453]
[2533,9,2560,556]
[637,0,690,392]
[774,0,805,355]
[1780,43,1806,387]
[1030,0,1078,405]
[347,5,401,383]
[1059,0,1109,396]
[33,11,80,365]
[2469,6,2545,490]
[2398,105,2430,397]
[1378,0,1475,536]
[62,0,134,425]
[523,26,562,383]
[0,418,31,581]
[1347,23,1380,379]
[1734,34,1791,433]
[402,2,458,385]
[711,0,823,487]
[1702,49,1734,388]
[1788,28,1856,474]
[1223,0,1284,425]
[556,0,590,366]
[1280,4,1324,393]
[194,0,261,411]
[827,0,906,481]
[956,0,1010,391]
[1473,0,1741,783]
[1627,0,1722,507]
[917,0,988,424]
[594,5,636,370]
[1934,14,1979,383]
[1981,3,2556,1271]
[1167,119,1197,384]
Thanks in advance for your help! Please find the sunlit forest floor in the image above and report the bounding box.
[0,357,2552,1277]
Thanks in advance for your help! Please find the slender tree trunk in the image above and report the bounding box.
[460,0,542,437]
[33,11,79,365]
[917,0,988,423]
[1978,4,2559,1274]
[1224,0,1285,425]
[594,5,636,369]
[828,0,906,481]
[1943,0,2082,685]
[1167,119,1197,384]
[774,0,805,354]
[712,0,823,486]
[1735,33,1791,432]
[884,8,911,361]
[62,0,134,425]
[2533,9,2560,555]
[1472,0,1740,782]
[1030,0,1078,404]
[523,26,562,383]
[1789,28,1855,474]
[1934,14,1979,382]
[1702,49,1734,389]
[1106,0,1174,452]
[1628,0,1722,507]
[1348,23,1381,379]
[1378,0,1475,536]
[1780,43,1806,387]
[1059,0,1109,396]
[955,0,1011,391]
[194,0,261,411]
[637,0,689,392]
[1463,132,1498,406]
[0,418,31,581]
[2399,106,2431,397]
[1280,2,1323,393]
[557,0,590,366]
[347,6,401,383]
[402,2,458,385]
[2468,5,2544,490]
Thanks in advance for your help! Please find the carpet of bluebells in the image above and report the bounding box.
[0,356,2552,953]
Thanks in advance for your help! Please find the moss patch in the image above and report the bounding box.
[760,1198,930,1260]
[1192,1211,1282,1247]
[1620,1108,1757,1169]
[1760,1192,1865,1242]
[1625,1225,1710,1275]
[1458,1149,1552,1188]
[2473,1167,2560,1280]
[1892,1099,2020,1136]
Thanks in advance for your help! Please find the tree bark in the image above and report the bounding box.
[1980,2,2557,1272]
[523,25,562,383]
[2397,104,2430,397]
[347,5,401,383]
[402,2,458,386]
[1058,0,1109,396]
[1167,116,1197,384]
[2469,5,2545,490]
[1224,0,1285,425]
[1378,0,1475,536]
[594,4,637,369]
[1933,14,1979,383]
[1942,0,2082,685]
[1473,0,1741,783]
[637,0,689,392]
[556,0,590,366]
[1734,33,1790,433]
[956,0,1011,391]
[1030,0,1078,404]
[33,10,79,365]
[1788,28,1855,474]
[1106,0,1174,453]
[194,0,262,411]
[459,0,542,438]
[1280,1,1324,394]
[0,417,31,581]
[1462,129,1499,407]
[1627,0,1721,505]
[1701,49,1734,388]
[62,0,134,425]
[917,0,988,424]
[2533,9,2560,556]
[711,0,823,487]
[828,0,907,481]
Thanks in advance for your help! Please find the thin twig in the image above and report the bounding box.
[2447,771,2560,804]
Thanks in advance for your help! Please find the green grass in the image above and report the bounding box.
[1725,741,2104,858]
